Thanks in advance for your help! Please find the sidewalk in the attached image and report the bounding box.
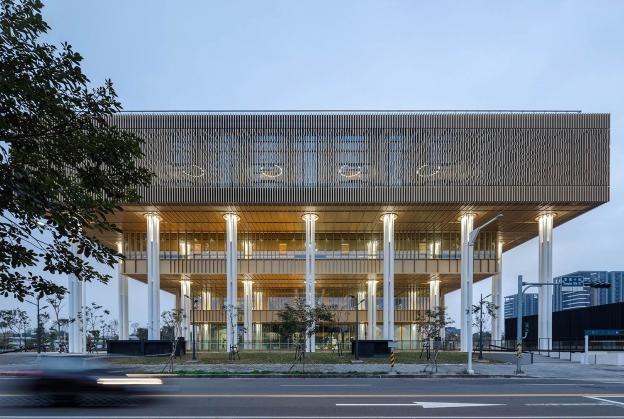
[1,352,622,380]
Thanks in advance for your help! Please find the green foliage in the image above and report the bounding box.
[135,327,148,341]
[161,309,184,342]
[0,308,30,347]
[277,297,335,346]
[419,307,453,340]
[0,0,152,300]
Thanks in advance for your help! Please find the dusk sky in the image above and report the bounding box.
[2,1,623,329]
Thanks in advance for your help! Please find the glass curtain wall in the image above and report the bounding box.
[123,231,497,260]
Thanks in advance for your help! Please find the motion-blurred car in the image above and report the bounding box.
[10,357,169,406]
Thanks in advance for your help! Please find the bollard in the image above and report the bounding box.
[389,350,396,375]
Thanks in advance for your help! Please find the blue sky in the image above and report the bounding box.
[2,0,623,328]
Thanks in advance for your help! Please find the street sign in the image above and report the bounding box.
[561,276,610,288]
[561,276,584,286]
[585,329,624,337]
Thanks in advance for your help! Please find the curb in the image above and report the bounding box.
[126,372,534,379]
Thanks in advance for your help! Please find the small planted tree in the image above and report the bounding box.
[419,307,453,373]
[0,309,30,348]
[277,298,335,371]
[161,309,185,372]
[81,302,109,352]
[472,297,498,359]
[46,294,72,351]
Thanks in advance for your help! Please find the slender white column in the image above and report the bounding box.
[146,213,161,339]
[180,277,191,342]
[303,213,318,352]
[382,213,397,341]
[243,280,253,349]
[224,213,239,350]
[117,241,129,340]
[460,213,475,352]
[68,243,85,353]
[429,276,441,312]
[367,278,377,340]
[80,278,86,353]
[538,213,554,350]
[254,291,263,345]
[491,240,504,343]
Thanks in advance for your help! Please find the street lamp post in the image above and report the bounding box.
[25,296,47,354]
[350,295,366,361]
[466,213,502,374]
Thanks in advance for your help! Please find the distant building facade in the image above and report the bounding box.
[504,293,538,319]
[553,271,624,312]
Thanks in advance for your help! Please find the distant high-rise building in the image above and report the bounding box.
[553,271,624,311]
[504,293,538,319]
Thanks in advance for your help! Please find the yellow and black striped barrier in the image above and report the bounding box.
[389,350,395,373]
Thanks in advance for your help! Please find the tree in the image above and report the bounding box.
[277,298,335,369]
[161,309,185,372]
[135,327,148,341]
[0,0,152,301]
[419,307,454,342]
[472,296,498,359]
[46,293,72,350]
[0,308,30,348]
[81,302,109,351]
[161,310,184,342]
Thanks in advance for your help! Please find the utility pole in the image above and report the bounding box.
[516,275,524,375]
[25,296,46,354]
[466,213,502,374]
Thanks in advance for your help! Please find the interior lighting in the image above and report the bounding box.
[416,164,441,178]
[260,165,283,178]
[339,164,362,178]
[182,164,205,178]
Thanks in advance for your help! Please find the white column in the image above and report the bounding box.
[68,243,85,353]
[254,291,263,345]
[224,213,239,350]
[117,241,129,340]
[180,277,191,342]
[538,213,554,350]
[491,240,504,343]
[243,280,253,349]
[429,275,441,340]
[382,213,397,341]
[303,213,318,352]
[146,212,161,340]
[367,278,377,340]
[429,276,441,312]
[460,213,475,352]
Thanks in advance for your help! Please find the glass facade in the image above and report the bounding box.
[123,230,497,260]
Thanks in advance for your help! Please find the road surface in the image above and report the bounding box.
[2,376,624,418]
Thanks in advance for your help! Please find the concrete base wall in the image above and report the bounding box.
[581,351,624,366]
[481,352,532,365]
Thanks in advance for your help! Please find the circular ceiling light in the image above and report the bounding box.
[339,164,362,178]
[260,165,283,178]
[182,164,205,178]
[416,164,441,178]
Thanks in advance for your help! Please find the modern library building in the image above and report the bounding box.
[76,111,609,353]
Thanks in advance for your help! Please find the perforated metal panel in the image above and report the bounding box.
[109,112,609,205]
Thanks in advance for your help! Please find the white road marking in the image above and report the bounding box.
[2,416,624,419]
[281,384,371,387]
[521,383,596,386]
[526,403,609,406]
[587,396,624,407]
[337,401,503,408]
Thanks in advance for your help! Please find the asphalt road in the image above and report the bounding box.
[2,376,624,418]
